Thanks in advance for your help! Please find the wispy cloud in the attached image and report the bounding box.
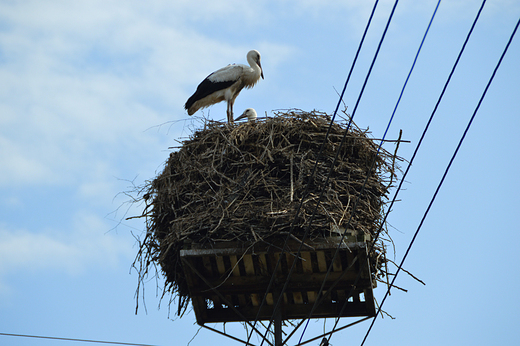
[0,211,133,278]
[0,0,298,190]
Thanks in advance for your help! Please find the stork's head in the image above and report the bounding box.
[235,108,257,122]
[247,50,263,79]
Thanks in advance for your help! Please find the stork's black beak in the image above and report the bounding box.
[258,61,264,79]
[235,112,247,122]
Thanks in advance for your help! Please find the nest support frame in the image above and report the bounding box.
[180,236,377,345]
[180,236,376,324]
[131,110,404,345]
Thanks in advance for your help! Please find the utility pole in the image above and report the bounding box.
[273,288,282,346]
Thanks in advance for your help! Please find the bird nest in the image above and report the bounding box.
[133,110,401,316]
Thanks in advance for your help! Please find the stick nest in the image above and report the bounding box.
[134,110,399,315]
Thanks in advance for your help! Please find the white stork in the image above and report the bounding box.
[235,108,257,122]
[184,50,264,123]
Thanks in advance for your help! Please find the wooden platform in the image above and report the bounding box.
[180,236,376,324]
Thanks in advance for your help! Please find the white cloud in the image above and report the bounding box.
[3,0,513,192]
[0,0,297,193]
[0,135,56,185]
[0,211,133,278]
[0,2,170,187]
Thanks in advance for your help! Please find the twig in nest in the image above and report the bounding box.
[290,152,294,202]
[387,259,426,285]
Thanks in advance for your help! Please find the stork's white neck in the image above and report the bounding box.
[247,56,261,72]
[246,50,262,80]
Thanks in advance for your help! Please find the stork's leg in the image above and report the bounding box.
[227,103,232,123]
[227,100,234,123]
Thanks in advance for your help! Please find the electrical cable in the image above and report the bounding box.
[360,7,519,346]
[323,0,488,342]
[297,1,441,344]
[256,0,401,344]
[369,0,487,255]
[0,332,158,346]
[244,1,382,345]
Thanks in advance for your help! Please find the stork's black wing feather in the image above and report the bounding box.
[184,77,236,110]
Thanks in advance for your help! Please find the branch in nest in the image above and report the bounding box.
[387,259,426,286]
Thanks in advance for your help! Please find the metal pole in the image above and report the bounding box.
[273,289,282,346]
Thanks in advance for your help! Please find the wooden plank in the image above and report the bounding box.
[258,253,268,275]
[180,238,367,257]
[362,253,376,316]
[191,297,208,322]
[285,252,296,274]
[229,255,241,277]
[307,291,316,303]
[293,291,303,304]
[243,254,255,275]
[188,272,372,296]
[238,294,247,307]
[363,288,376,316]
[211,295,222,309]
[251,293,260,306]
[266,292,274,306]
[199,299,372,323]
[316,251,327,272]
[202,256,213,276]
[332,253,342,272]
[273,252,283,274]
[216,256,226,275]
[301,252,313,274]
[223,294,234,307]
[337,289,346,302]
[179,258,207,324]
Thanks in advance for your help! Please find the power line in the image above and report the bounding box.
[360,6,519,346]
[245,1,382,345]
[0,332,159,346]
[257,0,402,344]
[369,0,488,252]
[254,1,400,344]
[300,0,441,344]
[357,0,489,341]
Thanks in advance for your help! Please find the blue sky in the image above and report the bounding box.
[1,0,519,345]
